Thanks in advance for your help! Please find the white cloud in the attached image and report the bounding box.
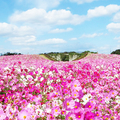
[37,38,67,45]
[9,8,86,25]
[87,4,120,18]
[106,23,120,33]
[16,0,62,10]
[49,28,73,33]
[0,22,33,37]
[99,45,109,50]
[70,0,95,4]
[114,37,120,42]
[8,37,66,46]
[114,36,120,40]
[80,33,103,38]
[8,36,36,45]
[113,12,120,22]
[70,38,77,40]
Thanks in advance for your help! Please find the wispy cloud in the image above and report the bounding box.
[69,0,95,4]
[113,12,120,22]
[49,28,73,33]
[80,33,103,38]
[70,38,77,40]
[16,0,62,10]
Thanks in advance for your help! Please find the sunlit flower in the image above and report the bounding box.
[51,106,61,117]
[18,109,31,120]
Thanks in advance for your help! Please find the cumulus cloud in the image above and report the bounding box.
[49,28,73,33]
[113,12,120,22]
[0,22,33,37]
[80,33,103,38]
[106,23,120,33]
[87,4,120,18]
[9,8,86,25]
[69,0,95,4]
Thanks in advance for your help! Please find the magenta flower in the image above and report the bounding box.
[84,111,95,120]
[75,111,84,120]
[78,90,84,100]
[84,101,95,111]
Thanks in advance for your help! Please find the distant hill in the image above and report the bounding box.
[39,51,97,61]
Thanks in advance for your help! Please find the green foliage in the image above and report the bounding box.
[0,52,22,56]
[111,49,120,55]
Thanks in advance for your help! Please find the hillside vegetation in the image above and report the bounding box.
[39,51,98,61]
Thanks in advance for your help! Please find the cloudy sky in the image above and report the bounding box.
[0,0,120,54]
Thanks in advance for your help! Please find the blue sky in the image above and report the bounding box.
[0,0,120,54]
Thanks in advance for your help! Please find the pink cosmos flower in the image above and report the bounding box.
[51,106,61,117]
[95,111,102,119]
[63,98,75,110]
[71,101,81,113]
[71,90,79,99]
[46,114,55,120]
[84,101,95,111]
[0,109,6,120]
[33,94,42,104]
[71,80,82,91]
[75,111,84,120]
[65,112,76,120]
[18,109,31,120]
[61,109,66,116]
[109,90,118,98]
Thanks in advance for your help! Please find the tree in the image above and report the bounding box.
[111,49,120,55]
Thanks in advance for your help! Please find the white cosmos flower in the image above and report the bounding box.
[45,108,51,113]
[21,75,25,79]
[48,86,54,90]
[115,96,120,104]
[36,108,43,115]
[96,66,100,69]
[81,93,92,105]
[26,75,33,80]
[40,77,44,81]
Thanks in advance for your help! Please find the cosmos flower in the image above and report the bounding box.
[17,109,31,120]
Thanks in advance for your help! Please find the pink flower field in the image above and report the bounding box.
[0,54,120,120]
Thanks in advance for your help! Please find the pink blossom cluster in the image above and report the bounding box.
[0,54,120,120]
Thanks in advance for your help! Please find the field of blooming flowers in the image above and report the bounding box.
[0,54,120,120]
